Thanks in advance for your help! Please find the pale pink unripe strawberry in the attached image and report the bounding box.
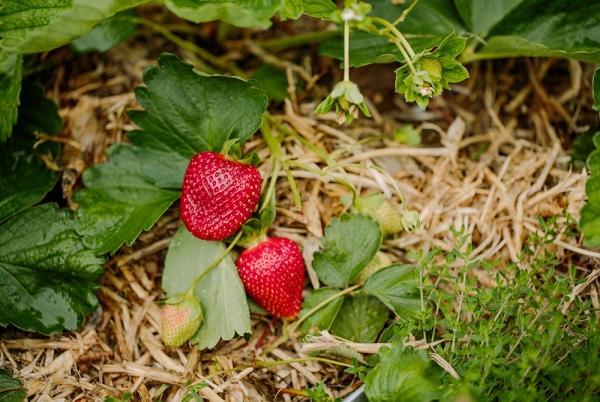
[160,294,203,348]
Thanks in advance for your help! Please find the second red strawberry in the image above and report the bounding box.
[236,237,305,318]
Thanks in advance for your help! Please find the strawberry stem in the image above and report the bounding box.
[186,230,243,296]
[260,117,283,212]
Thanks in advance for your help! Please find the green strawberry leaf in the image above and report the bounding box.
[299,287,345,334]
[0,0,146,54]
[313,214,382,288]
[0,81,62,222]
[128,53,268,157]
[580,132,600,247]
[0,204,104,335]
[0,50,22,142]
[0,369,26,402]
[364,344,442,402]
[74,145,181,255]
[71,10,138,53]
[251,64,288,102]
[162,228,251,349]
[329,295,389,343]
[362,265,421,319]
[164,0,279,29]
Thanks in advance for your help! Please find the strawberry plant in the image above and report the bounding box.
[0,0,599,401]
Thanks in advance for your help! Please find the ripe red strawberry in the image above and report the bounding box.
[181,152,262,240]
[160,294,203,347]
[236,237,305,318]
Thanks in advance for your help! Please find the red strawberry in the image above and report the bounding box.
[181,152,262,240]
[236,237,305,318]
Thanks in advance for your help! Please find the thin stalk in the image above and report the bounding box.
[391,0,420,26]
[133,17,245,77]
[187,231,243,295]
[343,20,351,82]
[371,17,416,59]
[260,117,283,212]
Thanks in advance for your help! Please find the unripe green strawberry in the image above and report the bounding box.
[375,199,404,235]
[355,252,392,285]
[354,193,410,236]
[420,58,442,79]
[160,294,203,348]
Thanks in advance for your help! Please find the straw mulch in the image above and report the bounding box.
[1,18,599,402]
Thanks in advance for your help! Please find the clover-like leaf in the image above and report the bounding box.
[299,288,345,333]
[313,214,382,288]
[329,295,389,342]
[164,0,279,28]
[362,264,421,319]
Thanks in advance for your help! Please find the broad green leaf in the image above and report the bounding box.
[15,82,63,136]
[0,136,58,222]
[454,0,522,35]
[580,132,600,247]
[0,82,62,222]
[0,369,26,402]
[0,204,104,334]
[162,228,251,349]
[251,64,288,102]
[362,264,421,319]
[330,295,388,342]
[372,0,466,35]
[0,0,146,54]
[299,287,344,333]
[0,50,22,142]
[71,10,138,53]
[164,0,279,28]
[74,144,181,255]
[128,53,268,157]
[364,344,441,402]
[313,214,382,288]
[477,0,600,62]
[593,67,600,112]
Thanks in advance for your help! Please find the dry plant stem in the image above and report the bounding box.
[391,0,420,25]
[260,117,283,211]
[133,17,245,76]
[197,356,352,383]
[263,285,361,355]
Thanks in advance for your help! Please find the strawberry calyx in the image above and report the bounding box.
[221,139,260,166]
